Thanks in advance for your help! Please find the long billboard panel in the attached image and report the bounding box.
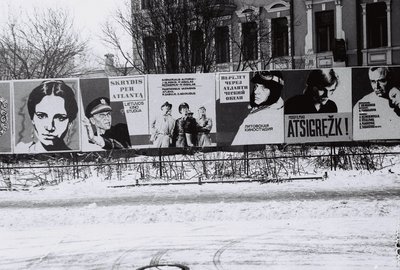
[4,66,400,155]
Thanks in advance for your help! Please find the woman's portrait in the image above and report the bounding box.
[231,71,285,145]
[14,80,80,153]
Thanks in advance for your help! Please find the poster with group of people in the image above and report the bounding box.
[0,66,399,154]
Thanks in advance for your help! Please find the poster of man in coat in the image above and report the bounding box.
[147,73,216,148]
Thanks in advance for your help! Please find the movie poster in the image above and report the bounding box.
[13,79,81,153]
[80,77,144,151]
[352,66,400,141]
[147,73,216,148]
[0,82,12,153]
[216,71,284,146]
[283,68,352,143]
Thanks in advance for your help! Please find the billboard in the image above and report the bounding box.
[0,82,12,153]
[352,66,400,140]
[13,79,81,153]
[147,73,216,148]
[216,71,285,146]
[3,66,400,155]
[283,68,352,143]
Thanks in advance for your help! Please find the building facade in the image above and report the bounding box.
[135,0,400,72]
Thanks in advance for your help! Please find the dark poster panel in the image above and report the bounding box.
[353,66,400,141]
[283,68,352,143]
[0,82,12,153]
[147,73,216,148]
[216,71,285,146]
[80,77,140,151]
[13,79,81,154]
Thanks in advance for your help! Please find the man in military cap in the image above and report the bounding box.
[84,97,131,150]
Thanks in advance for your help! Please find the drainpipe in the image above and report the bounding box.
[355,0,362,66]
[290,0,295,69]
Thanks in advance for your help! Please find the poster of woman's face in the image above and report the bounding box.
[13,79,81,154]
[0,82,12,153]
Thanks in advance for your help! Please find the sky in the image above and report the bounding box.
[0,0,128,67]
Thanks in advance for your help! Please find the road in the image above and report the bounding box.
[1,182,400,270]
[1,186,399,209]
[2,218,399,270]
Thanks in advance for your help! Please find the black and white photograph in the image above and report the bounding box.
[1,0,400,269]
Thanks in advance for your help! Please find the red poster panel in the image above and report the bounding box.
[13,79,81,154]
[216,71,285,146]
[0,82,12,153]
[352,66,400,141]
[283,68,352,143]
[147,73,216,148]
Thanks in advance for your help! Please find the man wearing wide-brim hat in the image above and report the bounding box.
[83,97,131,149]
[150,101,175,147]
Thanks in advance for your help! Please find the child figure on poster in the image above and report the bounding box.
[15,80,78,153]
[172,102,197,147]
[232,71,284,145]
[196,106,213,147]
[150,101,176,147]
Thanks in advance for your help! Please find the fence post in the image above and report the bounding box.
[158,148,163,178]
[244,145,249,176]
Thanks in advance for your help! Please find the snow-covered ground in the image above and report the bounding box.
[1,166,400,269]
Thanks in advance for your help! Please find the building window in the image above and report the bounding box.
[141,0,151,9]
[242,22,258,61]
[272,17,289,57]
[366,2,387,48]
[315,10,334,53]
[215,26,230,64]
[166,32,179,73]
[143,36,155,70]
[190,30,203,66]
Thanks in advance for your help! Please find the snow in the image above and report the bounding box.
[1,164,400,269]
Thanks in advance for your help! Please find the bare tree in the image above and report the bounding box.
[103,0,230,75]
[0,8,88,79]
